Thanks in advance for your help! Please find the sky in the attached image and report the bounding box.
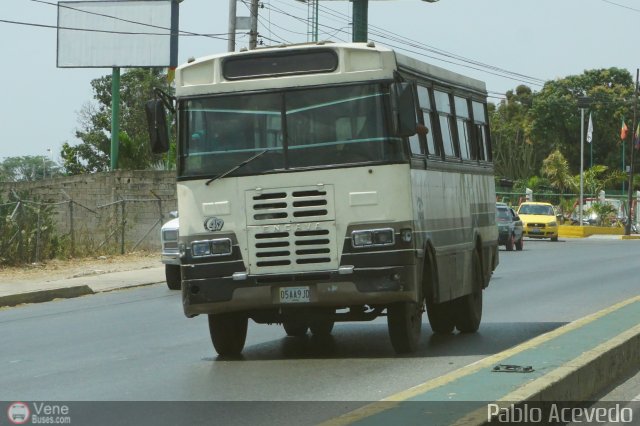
[1,0,638,162]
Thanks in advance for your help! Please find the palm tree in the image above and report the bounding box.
[541,150,574,194]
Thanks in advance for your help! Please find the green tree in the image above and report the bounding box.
[490,85,536,180]
[61,68,175,174]
[541,149,575,194]
[0,156,60,182]
[529,68,633,174]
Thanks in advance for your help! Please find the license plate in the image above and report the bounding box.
[530,228,541,234]
[278,286,310,303]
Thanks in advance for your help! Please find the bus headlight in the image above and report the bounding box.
[351,228,395,248]
[192,241,211,257]
[191,238,232,257]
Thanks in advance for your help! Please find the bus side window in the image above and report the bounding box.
[472,101,490,161]
[454,96,472,160]
[410,85,437,157]
[434,90,457,158]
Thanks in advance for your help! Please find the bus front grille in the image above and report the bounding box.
[246,185,338,274]
[248,223,338,273]
[245,186,335,226]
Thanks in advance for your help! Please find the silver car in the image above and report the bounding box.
[161,215,180,290]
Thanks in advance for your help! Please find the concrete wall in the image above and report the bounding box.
[0,170,177,253]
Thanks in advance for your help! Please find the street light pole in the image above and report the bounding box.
[625,69,639,236]
[577,96,591,226]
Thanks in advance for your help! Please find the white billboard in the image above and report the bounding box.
[57,0,178,68]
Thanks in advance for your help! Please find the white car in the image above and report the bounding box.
[161,215,180,290]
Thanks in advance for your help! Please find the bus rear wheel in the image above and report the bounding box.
[309,320,334,336]
[426,299,455,334]
[387,301,423,354]
[454,250,483,333]
[283,322,309,337]
[208,313,248,357]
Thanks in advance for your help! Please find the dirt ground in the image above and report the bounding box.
[0,251,161,283]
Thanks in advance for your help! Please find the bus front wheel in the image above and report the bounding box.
[387,301,423,354]
[208,313,248,357]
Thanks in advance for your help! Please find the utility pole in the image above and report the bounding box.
[249,0,259,50]
[625,69,639,236]
[228,0,237,52]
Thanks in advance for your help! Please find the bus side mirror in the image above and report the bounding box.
[145,99,169,154]
[391,82,417,138]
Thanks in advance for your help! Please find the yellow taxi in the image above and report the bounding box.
[517,202,559,242]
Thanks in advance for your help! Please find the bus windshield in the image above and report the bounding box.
[178,83,404,179]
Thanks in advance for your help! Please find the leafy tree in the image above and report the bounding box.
[61,68,175,174]
[0,156,60,182]
[529,68,634,174]
[569,164,626,196]
[541,149,575,194]
[490,85,536,180]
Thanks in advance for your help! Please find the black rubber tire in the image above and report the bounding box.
[505,234,514,251]
[283,322,309,337]
[165,265,181,290]
[309,320,334,336]
[515,235,524,251]
[208,313,248,357]
[387,301,423,354]
[551,236,559,242]
[454,250,483,333]
[424,249,455,335]
[426,299,455,334]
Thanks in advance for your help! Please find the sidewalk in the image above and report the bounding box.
[0,266,165,308]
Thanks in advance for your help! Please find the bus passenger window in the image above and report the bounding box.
[454,96,471,160]
[472,101,490,161]
[434,90,456,157]
[415,86,436,156]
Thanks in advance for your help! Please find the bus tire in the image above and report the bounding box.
[426,299,455,334]
[165,265,181,290]
[424,249,455,334]
[208,313,248,357]
[454,250,483,333]
[310,320,334,336]
[283,322,309,337]
[387,301,422,354]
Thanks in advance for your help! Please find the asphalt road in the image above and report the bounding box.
[1,237,639,424]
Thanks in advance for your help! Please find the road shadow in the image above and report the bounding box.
[209,321,567,361]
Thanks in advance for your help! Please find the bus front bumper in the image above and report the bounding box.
[181,265,418,317]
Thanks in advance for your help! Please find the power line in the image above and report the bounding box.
[265,2,544,88]
[23,0,547,92]
[601,0,640,13]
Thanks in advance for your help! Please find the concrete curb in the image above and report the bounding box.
[0,285,94,308]
[458,323,640,425]
[322,296,640,426]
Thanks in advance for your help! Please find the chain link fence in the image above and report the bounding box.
[0,170,176,266]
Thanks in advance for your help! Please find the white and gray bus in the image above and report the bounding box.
[148,42,499,356]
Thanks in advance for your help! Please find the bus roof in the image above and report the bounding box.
[175,41,486,97]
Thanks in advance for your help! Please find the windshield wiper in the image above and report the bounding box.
[205,149,270,186]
